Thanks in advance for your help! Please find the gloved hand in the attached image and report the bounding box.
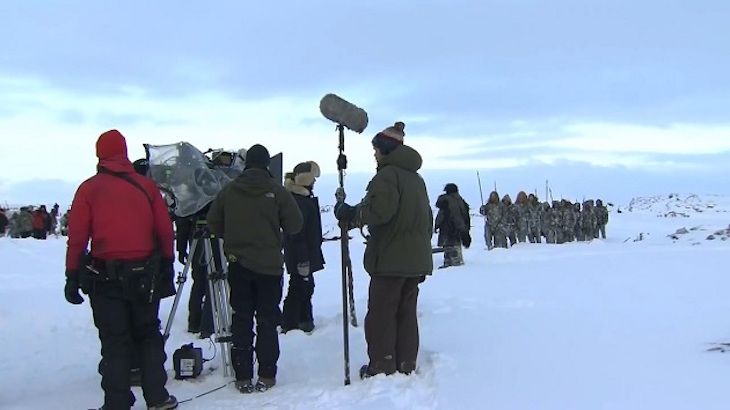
[64,273,84,305]
[334,187,346,203]
[461,230,472,249]
[156,258,177,300]
[177,250,188,265]
[297,261,310,277]
[334,202,356,222]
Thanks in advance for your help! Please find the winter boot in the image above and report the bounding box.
[235,379,255,394]
[255,377,276,392]
[359,364,376,380]
[147,395,178,410]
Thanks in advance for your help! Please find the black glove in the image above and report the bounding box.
[334,202,357,222]
[64,273,84,305]
[156,258,177,300]
[177,250,187,265]
[461,230,472,249]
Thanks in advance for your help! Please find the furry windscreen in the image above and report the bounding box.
[319,93,369,133]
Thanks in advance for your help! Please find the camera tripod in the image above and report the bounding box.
[163,223,234,377]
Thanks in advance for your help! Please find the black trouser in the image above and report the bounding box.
[90,294,169,409]
[228,262,283,380]
[188,246,214,334]
[282,272,315,330]
[364,276,421,375]
[32,228,46,239]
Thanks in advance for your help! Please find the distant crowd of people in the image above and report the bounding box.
[479,191,610,249]
[0,203,63,239]
[433,185,610,268]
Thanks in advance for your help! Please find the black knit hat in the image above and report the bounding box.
[132,158,148,176]
[245,144,271,170]
[444,183,458,194]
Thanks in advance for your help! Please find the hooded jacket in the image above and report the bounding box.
[65,156,175,272]
[355,144,433,277]
[435,192,470,246]
[283,181,325,275]
[207,167,303,276]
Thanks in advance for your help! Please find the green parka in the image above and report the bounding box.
[355,145,433,278]
[207,168,303,276]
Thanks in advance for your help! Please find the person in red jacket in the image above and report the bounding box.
[32,207,48,239]
[64,130,178,410]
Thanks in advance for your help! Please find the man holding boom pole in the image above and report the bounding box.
[333,120,433,379]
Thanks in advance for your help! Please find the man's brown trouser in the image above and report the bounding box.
[364,276,421,375]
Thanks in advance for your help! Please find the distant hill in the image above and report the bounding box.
[621,193,730,217]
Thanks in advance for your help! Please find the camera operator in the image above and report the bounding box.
[207,144,303,393]
[64,130,178,410]
[175,207,214,338]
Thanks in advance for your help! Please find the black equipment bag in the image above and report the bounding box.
[173,343,203,379]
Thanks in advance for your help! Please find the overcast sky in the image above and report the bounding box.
[1,0,728,203]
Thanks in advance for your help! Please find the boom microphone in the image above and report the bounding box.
[319,93,369,134]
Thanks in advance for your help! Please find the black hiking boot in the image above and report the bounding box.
[235,379,255,394]
[359,365,377,380]
[148,395,178,410]
[255,377,276,392]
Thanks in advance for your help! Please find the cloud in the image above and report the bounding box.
[430,122,730,171]
[1,0,728,128]
[1,0,728,183]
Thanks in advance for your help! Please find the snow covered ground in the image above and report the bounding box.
[2,194,730,409]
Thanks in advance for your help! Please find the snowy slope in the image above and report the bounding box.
[2,197,730,409]
[623,193,730,217]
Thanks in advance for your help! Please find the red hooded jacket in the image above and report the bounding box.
[65,132,174,272]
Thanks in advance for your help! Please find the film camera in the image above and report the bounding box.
[143,142,282,218]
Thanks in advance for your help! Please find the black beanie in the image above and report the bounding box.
[444,183,458,194]
[132,158,148,176]
[245,144,271,169]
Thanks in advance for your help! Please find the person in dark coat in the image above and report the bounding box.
[207,144,303,394]
[282,162,325,334]
[175,206,214,338]
[64,130,178,410]
[335,121,433,379]
[0,208,8,236]
[434,183,471,268]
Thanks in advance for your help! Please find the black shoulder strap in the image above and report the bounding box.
[98,167,154,207]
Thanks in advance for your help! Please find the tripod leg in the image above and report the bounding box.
[213,237,234,376]
[163,238,197,342]
[203,237,234,377]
